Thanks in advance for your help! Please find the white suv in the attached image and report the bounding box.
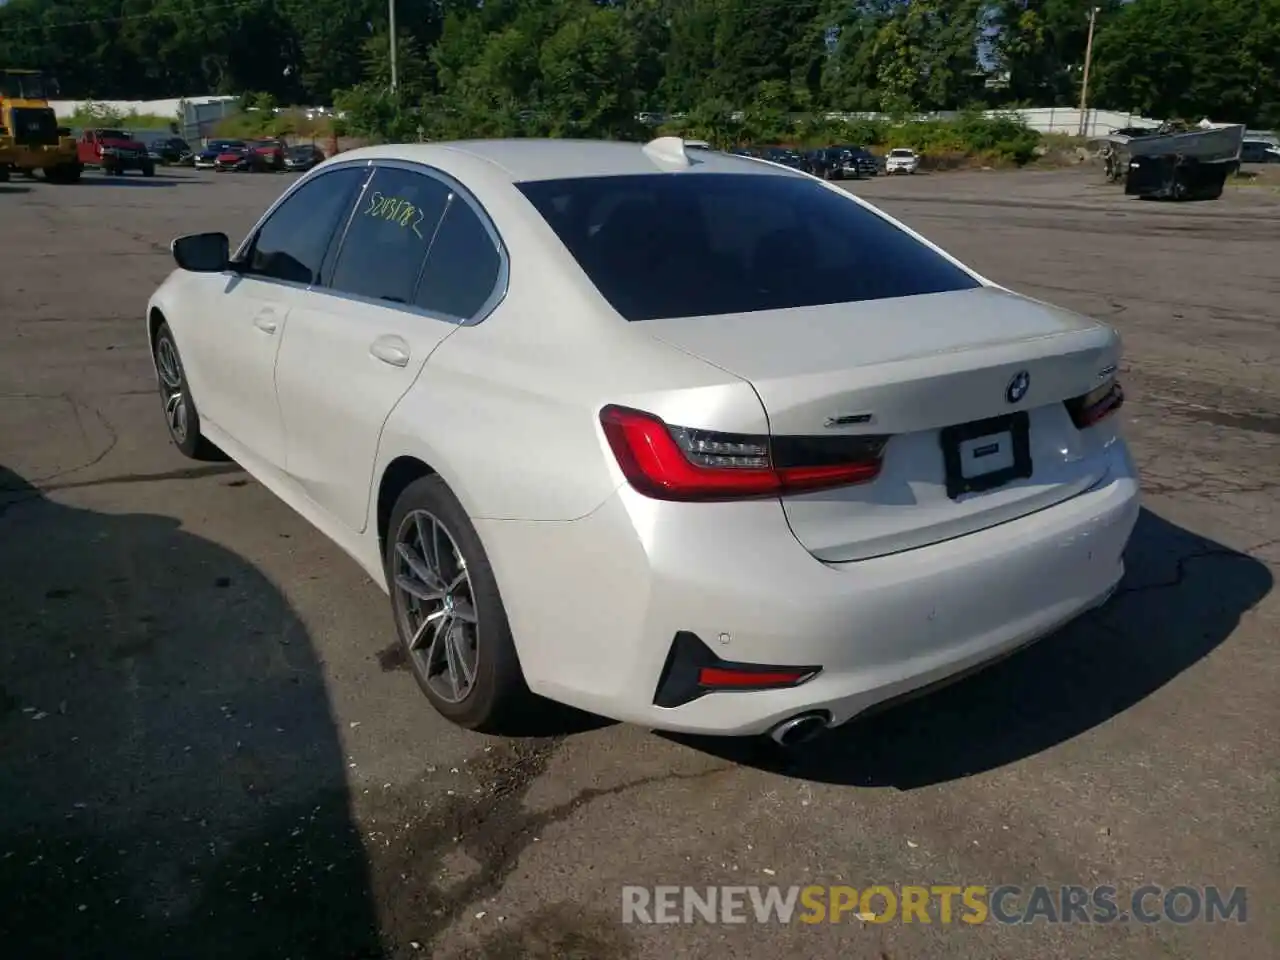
[885,148,920,175]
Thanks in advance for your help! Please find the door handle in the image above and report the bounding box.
[253,312,278,334]
[369,335,410,368]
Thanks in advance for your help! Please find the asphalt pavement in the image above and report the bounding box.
[0,163,1276,959]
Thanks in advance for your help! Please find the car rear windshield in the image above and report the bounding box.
[516,173,980,321]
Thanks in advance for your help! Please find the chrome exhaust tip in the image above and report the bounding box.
[767,711,831,748]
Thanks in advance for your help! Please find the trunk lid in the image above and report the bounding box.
[643,286,1122,562]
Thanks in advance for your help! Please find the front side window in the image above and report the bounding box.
[243,166,368,285]
[516,173,980,322]
[328,167,450,305]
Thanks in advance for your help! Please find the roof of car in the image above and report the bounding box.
[327,138,806,183]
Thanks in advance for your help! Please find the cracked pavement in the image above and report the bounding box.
[0,166,1276,959]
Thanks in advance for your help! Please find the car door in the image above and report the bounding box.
[184,165,370,468]
[273,163,505,533]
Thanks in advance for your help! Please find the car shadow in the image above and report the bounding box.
[0,465,382,958]
[73,176,200,188]
[664,507,1272,787]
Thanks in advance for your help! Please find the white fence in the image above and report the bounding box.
[48,96,237,120]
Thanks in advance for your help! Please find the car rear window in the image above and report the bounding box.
[516,173,979,321]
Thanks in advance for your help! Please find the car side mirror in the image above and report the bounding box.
[172,232,230,273]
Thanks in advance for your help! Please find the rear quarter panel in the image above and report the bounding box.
[370,168,771,522]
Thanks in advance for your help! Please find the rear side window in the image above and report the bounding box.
[246,166,367,285]
[329,167,450,304]
[414,197,502,320]
[516,173,980,321]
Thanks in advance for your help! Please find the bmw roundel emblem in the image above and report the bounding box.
[1006,370,1031,404]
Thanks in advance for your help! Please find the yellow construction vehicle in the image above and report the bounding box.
[0,68,81,183]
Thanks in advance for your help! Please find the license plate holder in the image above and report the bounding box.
[940,412,1032,500]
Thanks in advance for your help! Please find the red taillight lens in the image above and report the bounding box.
[599,404,887,502]
[1065,380,1124,429]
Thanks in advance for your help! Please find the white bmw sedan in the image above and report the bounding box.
[146,137,1139,744]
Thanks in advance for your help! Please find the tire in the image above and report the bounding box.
[45,163,82,184]
[152,321,221,461]
[142,162,155,177]
[385,475,530,732]
[0,164,9,183]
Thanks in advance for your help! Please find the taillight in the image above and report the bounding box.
[599,404,888,502]
[1065,378,1124,429]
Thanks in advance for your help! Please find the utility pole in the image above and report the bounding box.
[389,0,399,93]
[1077,6,1099,136]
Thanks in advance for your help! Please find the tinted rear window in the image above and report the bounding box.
[516,173,979,321]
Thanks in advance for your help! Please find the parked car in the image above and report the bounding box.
[195,139,246,169]
[762,146,805,170]
[283,143,326,172]
[249,138,287,171]
[1240,139,1280,164]
[148,136,194,166]
[214,143,277,172]
[839,145,882,177]
[146,138,1137,742]
[801,147,841,179]
[77,128,155,176]
[885,147,921,175]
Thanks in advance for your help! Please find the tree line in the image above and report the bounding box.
[0,0,1276,135]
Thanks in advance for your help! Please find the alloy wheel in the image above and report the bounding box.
[155,336,188,444]
[392,509,480,704]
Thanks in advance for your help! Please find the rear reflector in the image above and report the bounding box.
[600,404,887,501]
[697,667,815,688]
[653,631,822,708]
[1065,380,1124,429]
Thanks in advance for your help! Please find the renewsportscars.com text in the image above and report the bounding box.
[621,884,1248,925]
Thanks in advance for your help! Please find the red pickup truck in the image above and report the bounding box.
[77,128,155,176]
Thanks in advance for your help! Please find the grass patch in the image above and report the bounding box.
[211,110,334,140]
[61,101,176,131]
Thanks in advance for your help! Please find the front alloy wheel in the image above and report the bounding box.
[152,321,220,461]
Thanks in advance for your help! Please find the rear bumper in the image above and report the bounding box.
[478,439,1140,736]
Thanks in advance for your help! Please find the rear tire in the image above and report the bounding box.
[385,475,531,733]
[142,162,156,178]
[152,321,221,461]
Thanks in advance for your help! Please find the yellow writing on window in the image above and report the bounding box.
[362,191,426,238]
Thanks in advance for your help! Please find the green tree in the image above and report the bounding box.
[1091,0,1280,125]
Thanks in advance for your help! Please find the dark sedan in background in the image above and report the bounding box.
[283,143,326,171]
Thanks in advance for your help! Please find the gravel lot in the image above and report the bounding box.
[1,164,1276,959]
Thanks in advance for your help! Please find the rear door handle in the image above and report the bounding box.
[253,311,278,334]
[370,335,410,368]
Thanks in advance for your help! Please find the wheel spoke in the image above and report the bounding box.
[395,540,443,592]
[448,626,475,688]
[427,613,459,697]
[394,573,443,603]
[450,599,478,624]
[409,607,448,652]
